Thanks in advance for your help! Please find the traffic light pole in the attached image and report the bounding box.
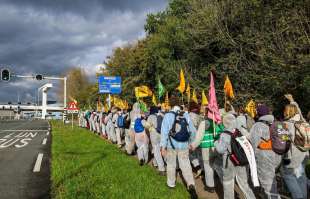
[12,74,67,121]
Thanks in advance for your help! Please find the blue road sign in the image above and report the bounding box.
[98,76,122,94]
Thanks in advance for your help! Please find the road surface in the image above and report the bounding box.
[0,120,51,199]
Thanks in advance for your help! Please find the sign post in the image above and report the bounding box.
[66,101,79,129]
[98,76,121,110]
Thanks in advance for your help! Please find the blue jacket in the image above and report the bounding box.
[160,111,196,150]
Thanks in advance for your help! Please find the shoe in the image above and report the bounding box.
[167,185,175,189]
[139,159,144,166]
[188,185,198,199]
[194,169,202,178]
[158,171,166,176]
[204,186,215,193]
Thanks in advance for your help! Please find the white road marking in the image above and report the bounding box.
[33,153,44,172]
[46,132,50,136]
[42,138,47,145]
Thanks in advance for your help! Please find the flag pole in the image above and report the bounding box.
[212,111,216,137]
[181,93,184,105]
[224,93,227,112]
[71,113,74,129]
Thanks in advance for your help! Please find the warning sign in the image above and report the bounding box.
[66,102,79,114]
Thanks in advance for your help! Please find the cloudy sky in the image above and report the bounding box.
[0,0,167,104]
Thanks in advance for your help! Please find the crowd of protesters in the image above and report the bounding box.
[78,94,310,199]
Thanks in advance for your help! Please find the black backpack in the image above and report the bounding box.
[169,112,191,148]
[156,114,164,133]
[123,115,131,129]
[223,129,249,167]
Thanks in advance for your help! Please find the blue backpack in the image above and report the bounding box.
[134,118,144,133]
[169,112,190,144]
[117,115,125,128]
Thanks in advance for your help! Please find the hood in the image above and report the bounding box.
[171,106,181,113]
[223,113,237,132]
[111,107,117,114]
[132,102,140,112]
[289,114,301,122]
[236,115,247,130]
[258,115,274,123]
[257,104,270,117]
[150,106,159,115]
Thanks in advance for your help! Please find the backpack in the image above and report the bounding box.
[123,115,131,129]
[294,121,310,151]
[223,129,249,167]
[169,112,190,143]
[156,114,164,133]
[258,121,291,155]
[117,115,125,128]
[134,118,144,133]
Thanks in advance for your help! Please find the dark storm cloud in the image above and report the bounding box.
[0,0,168,103]
[2,0,166,15]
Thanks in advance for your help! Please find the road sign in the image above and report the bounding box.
[66,101,79,129]
[67,110,79,114]
[98,76,121,94]
[67,101,79,111]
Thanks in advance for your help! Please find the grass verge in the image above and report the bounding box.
[51,121,189,199]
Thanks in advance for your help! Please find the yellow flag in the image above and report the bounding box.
[201,90,208,106]
[124,100,129,110]
[112,97,126,110]
[186,83,191,100]
[135,86,153,99]
[97,101,102,112]
[191,89,198,104]
[152,94,157,106]
[110,95,114,105]
[104,103,109,112]
[176,69,186,93]
[245,99,257,118]
[224,75,235,99]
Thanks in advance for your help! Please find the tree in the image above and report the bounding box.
[58,67,90,108]
[100,0,310,116]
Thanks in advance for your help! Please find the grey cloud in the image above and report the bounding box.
[0,0,168,103]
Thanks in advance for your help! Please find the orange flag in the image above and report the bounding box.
[224,75,235,99]
[176,69,186,93]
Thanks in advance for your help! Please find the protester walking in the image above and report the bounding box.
[160,105,198,199]
[190,106,225,193]
[145,106,165,175]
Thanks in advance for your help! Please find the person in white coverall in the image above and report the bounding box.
[214,113,256,199]
[145,106,165,174]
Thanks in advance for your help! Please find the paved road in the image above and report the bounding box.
[0,120,51,199]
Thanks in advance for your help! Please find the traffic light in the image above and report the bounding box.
[35,74,43,80]
[1,69,10,81]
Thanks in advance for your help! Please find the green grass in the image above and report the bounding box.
[51,121,189,199]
